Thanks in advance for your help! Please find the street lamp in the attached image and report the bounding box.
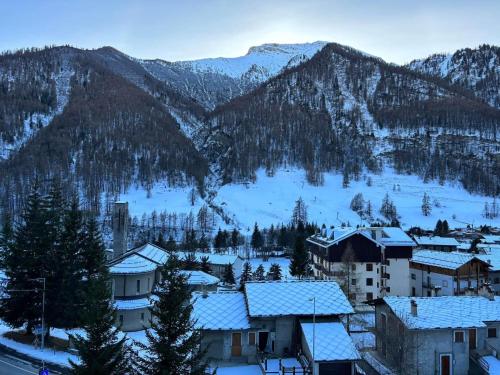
[308,297,316,375]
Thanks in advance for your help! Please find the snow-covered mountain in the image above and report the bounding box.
[407,44,500,109]
[140,41,327,109]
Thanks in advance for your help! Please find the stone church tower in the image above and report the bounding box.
[112,201,129,259]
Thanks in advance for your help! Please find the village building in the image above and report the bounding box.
[410,250,490,297]
[192,280,360,374]
[306,227,415,305]
[371,293,500,375]
[477,252,500,295]
[414,235,460,252]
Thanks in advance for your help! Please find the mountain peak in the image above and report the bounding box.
[245,41,328,56]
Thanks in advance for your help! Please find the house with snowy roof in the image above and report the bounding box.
[410,250,490,297]
[371,293,500,375]
[306,226,416,304]
[192,280,360,373]
[414,235,460,252]
[110,243,220,331]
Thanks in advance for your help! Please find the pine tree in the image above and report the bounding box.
[289,236,310,279]
[251,223,263,250]
[54,196,85,329]
[253,265,265,281]
[291,198,308,226]
[231,228,240,250]
[380,193,397,221]
[0,213,14,261]
[442,220,450,235]
[0,183,49,333]
[223,264,236,284]
[199,256,211,274]
[350,193,365,214]
[240,262,253,288]
[69,217,129,375]
[421,193,432,216]
[165,235,176,252]
[366,200,373,219]
[342,169,350,188]
[198,233,209,252]
[182,253,198,271]
[156,232,165,248]
[268,263,282,280]
[137,254,206,374]
[434,220,443,235]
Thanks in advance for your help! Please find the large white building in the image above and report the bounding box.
[306,227,416,305]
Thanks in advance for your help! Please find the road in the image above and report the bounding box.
[0,350,62,375]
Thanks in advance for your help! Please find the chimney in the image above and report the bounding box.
[202,282,208,298]
[320,225,327,238]
[410,299,417,316]
[112,201,129,259]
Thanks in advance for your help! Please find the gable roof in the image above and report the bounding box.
[109,254,157,274]
[244,280,353,317]
[192,291,250,330]
[300,322,360,362]
[307,227,380,248]
[181,270,220,285]
[414,236,460,247]
[383,296,500,330]
[410,250,488,271]
[375,227,416,247]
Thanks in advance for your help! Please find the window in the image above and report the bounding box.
[386,259,391,266]
[249,332,256,345]
[442,280,448,287]
[386,287,391,293]
[366,278,373,286]
[412,287,416,297]
[366,292,373,300]
[411,273,416,280]
[140,312,145,322]
[351,264,356,271]
[147,277,150,290]
[454,331,464,343]
[366,263,373,271]
[136,279,141,293]
[351,278,357,286]
[119,315,124,324]
[385,273,390,279]
[488,328,497,338]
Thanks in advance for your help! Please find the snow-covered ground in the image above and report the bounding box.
[214,168,498,231]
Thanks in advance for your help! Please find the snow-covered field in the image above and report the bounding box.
[215,168,498,231]
[114,167,497,233]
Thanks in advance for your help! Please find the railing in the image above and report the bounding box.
[470,350,489,373]
[486,341,498,358]
[257,350,311,374]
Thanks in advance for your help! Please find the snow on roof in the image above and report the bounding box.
[482,235,500,244]
[109,254,157,274]
[414,236,460,247]
[192,291,250,330]
[181,270,220,285]
[307,227,375,248]
[135,243,169,264]
[114,297,152,311]
[245,280,353,317]
[300,322,360,362]
[411,250,484,270]
[376,227,415,247]
[477,253,500,272]
[383,296,500,330]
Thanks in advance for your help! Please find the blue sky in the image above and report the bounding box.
[1,0,499,63]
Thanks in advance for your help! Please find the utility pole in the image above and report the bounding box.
[309,297,316,375]
[30,278,46,350]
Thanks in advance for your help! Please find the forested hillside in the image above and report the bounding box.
[0,42,499,220]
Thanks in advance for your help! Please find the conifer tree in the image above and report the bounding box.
[231,228,240,250]
[0,183,49,333]
[421,193,432,216]
[268,263,282,280]
[434,220,443,235]
[251,223,263,250]
[223,263,236,284]
[253,264,265,281]
[137,254,206,375]
[69,217,129,375]
[240,262,253,289]
[291,198,308,226]
[199,256,211,274]
[442,220,450,235]
[165,235,176,252]
[289,236,310,279]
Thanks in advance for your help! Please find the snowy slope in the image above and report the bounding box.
[175,41,328,81]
